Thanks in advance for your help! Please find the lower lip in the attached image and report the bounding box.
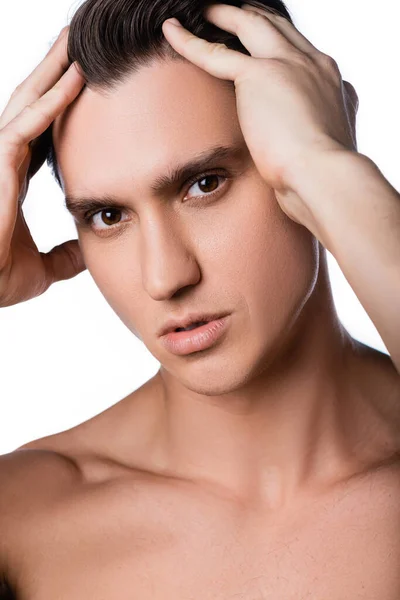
[160,316,230,356]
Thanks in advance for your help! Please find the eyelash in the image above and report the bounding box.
[82,170,229,233]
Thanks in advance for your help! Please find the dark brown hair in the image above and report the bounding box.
[30,0,293,188]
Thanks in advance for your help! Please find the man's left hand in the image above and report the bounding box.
[162,3,359,231]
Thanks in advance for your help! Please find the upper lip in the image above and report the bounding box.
[159,312,228,337]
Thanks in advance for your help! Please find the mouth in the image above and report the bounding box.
[160,313,228,337]
[159,315,231,355]
[174,321,209,333]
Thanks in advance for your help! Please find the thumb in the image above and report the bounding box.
[41,239,87,285]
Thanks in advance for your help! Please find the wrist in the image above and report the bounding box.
[284,140,365,193]
[282,145,376,251]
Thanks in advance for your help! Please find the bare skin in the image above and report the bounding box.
[2,351,400,600]
[1,16,400,600]
[0,27,86,308]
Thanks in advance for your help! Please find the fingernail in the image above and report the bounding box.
[165,17,182,27]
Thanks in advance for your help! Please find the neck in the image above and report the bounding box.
[126,252,396,508]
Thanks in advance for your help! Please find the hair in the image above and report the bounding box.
[30,0,294,188]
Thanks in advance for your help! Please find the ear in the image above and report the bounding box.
[343,80,359,150]
[343,80,359,113]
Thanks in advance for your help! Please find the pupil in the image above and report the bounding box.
[102,209,121,226]
[199,175,219,193]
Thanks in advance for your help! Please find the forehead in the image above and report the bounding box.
[53,59,242,193]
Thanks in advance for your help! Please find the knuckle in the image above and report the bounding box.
[209,41,228,55]
[21,103,35,115]
[186,35,208,52]
[244,9,266,25]
[29,83,46,100]
[36,84,67,108]
[10,84,22,99]
[27,102,50,123]
[49,85,70,105]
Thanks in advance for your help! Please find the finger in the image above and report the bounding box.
[0,26,72,130]
[200,3,299,60]
[0,62,84,166]
[162,17,250,81]
[241,3,320,56]
[40,239,87,286]
[0,163,20,253]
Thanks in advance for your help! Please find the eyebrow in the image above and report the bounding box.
[64,141,249,216]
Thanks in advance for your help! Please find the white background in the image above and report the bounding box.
[0,0,398,454]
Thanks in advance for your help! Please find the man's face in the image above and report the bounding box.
[53,57,319,392]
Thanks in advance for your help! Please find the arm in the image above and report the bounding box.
[161,6,400,370]
[288,148,400,373]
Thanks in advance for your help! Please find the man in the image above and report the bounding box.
[1,1,399,598]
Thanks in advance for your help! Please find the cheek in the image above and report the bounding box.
[214,186,319,338]
[214,183,318,287]
[79,235,137,312]
[254,217,319,325]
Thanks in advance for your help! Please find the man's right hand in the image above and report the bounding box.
[0,26,86,308]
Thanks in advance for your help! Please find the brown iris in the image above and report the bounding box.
[100,209,122,226]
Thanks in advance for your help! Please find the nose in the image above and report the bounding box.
[140,215,201,301]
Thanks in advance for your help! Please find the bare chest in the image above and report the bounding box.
[14,472,400,600]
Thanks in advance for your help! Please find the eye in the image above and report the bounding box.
[84,207,128,232]
[184,172,227,201]
[82,170,229,235]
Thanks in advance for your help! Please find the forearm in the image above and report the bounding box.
[289,149,400,373]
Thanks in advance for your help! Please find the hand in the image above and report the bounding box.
[162,3,359,229]
[0,27,86,308]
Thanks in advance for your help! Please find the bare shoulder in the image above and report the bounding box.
[0,441,81,574]
[0,432,80,488]
[0,441,81,521]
